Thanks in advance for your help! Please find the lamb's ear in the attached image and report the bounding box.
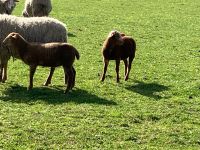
[108,31,115,38]
[120,33,126,37]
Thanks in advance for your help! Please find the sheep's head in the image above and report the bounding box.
[0,32,18,61]
[2,32,19,48]
[0,0,19,14]
[1,32,23,58]
[108,30,124,45]
[102,30,124,51]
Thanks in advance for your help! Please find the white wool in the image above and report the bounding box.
[22,0,52,17]
[0,14,67,63]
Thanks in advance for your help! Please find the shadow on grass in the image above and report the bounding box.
[126,80,170,100]
[0,84,116,105]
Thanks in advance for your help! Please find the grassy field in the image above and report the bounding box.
[0,0,199,149]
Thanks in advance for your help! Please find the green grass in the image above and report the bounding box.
[0,0,199,149]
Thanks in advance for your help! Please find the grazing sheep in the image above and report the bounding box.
[0,14,67,84]
[2,32,79,93]
[101,30,136,82]
[0,0,18,14]
[22,0,52,17]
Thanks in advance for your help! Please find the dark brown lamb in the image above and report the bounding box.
[101,30,136,82]
[2,32,79,93]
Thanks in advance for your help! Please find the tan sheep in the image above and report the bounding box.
[101,31,136,82]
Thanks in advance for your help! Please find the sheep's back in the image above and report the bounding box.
[103,36,136,60]
[24,43,76,67]
[0,14,67,44]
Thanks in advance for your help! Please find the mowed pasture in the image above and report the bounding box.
[0,0,199,149]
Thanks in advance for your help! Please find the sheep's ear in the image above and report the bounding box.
[108,31,115,38]
[120,33,125,37]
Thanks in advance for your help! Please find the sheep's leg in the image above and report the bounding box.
[125,57,134,81]
[28,65,37,90]
[68,68,74,90]
[63,67,74,93]
[101,59,109,82]
[71,67,76,88]
[65,66,76,87]
[0,64,3,82]
[115,60,120,83]
[64,69,68,85]
[2,63,8,83]
[123,59,128,77]
[44,67,55,86]
[64,74,68,85]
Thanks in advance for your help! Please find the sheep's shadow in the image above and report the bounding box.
[126,81,170,100]
[0,84,116,105]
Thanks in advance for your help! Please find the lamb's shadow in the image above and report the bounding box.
[0,84,116,105]
[126,81,170,100]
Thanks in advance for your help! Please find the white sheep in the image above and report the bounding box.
[22,0,52,17]
[0,0,18,14]
[0,14,67,85]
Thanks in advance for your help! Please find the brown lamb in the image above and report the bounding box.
[2,32,79,93]
[101,30,136,82]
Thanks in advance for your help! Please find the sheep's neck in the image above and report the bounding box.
[14,40,28,60]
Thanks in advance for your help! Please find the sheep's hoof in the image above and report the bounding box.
[125,77,129,81]
[0,78,6,83]
[100,76,105,82]
[2,78,7,83]
[100,78,105,82]
[27,86,33,91]
[71,84,75,88]
[43,83,49,86]
[64,90,70,94]
[43,81,51,86]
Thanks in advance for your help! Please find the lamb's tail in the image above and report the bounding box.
[74,48,80,60]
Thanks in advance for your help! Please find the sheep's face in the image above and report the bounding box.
[103,31,124,51]
[2,32,21,50]
[2,33,15,47]
[0,32,18,60]
[108,31,124,45]
[2,32,22,58]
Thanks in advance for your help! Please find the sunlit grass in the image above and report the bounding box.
[0,0,199,149]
